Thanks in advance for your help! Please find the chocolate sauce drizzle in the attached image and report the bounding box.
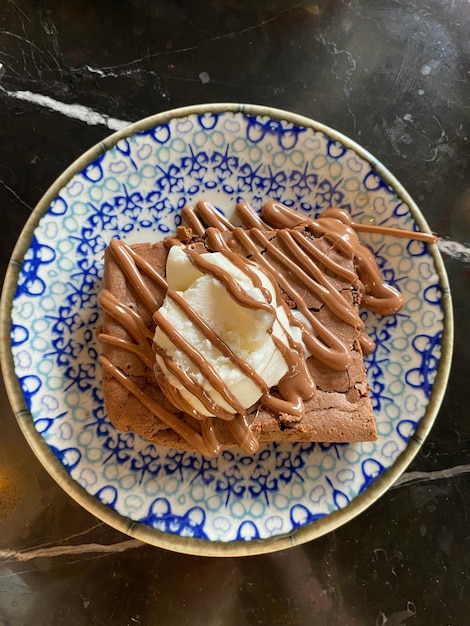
[99,200,436,457]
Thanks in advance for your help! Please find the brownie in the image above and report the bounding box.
[99,228,377,452]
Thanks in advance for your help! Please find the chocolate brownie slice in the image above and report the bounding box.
[99,226,377,452]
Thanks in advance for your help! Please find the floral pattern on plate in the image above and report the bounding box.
[9,108,445,545]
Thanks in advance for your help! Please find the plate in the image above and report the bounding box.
[0,104,453,556]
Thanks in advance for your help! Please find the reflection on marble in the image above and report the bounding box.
[0,0,469,624]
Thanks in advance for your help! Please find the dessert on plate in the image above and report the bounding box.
[98,200,434,457]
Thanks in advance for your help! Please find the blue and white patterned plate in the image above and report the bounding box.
[1,104,452,556]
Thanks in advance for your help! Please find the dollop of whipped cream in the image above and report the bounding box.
[153,245,306,418]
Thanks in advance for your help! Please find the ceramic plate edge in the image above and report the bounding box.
[0,103,454,556]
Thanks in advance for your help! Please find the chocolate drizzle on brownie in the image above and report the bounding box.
[98,200,436,456]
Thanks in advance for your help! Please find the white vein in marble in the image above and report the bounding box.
[437,238,470,262]
[0,539,144,564]
[393,463,470,488]
[0,86,131,131]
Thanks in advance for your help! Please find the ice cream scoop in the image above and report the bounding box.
[153,245,307,419]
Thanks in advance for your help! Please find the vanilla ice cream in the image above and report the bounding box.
[153,245,306,418]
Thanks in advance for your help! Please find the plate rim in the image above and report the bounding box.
[0,102,454,557]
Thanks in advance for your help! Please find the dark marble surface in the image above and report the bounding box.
[0,1,468,624]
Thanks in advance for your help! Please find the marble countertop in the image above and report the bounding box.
[0,1,468,624]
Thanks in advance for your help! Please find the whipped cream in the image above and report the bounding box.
[153,245,305,418]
